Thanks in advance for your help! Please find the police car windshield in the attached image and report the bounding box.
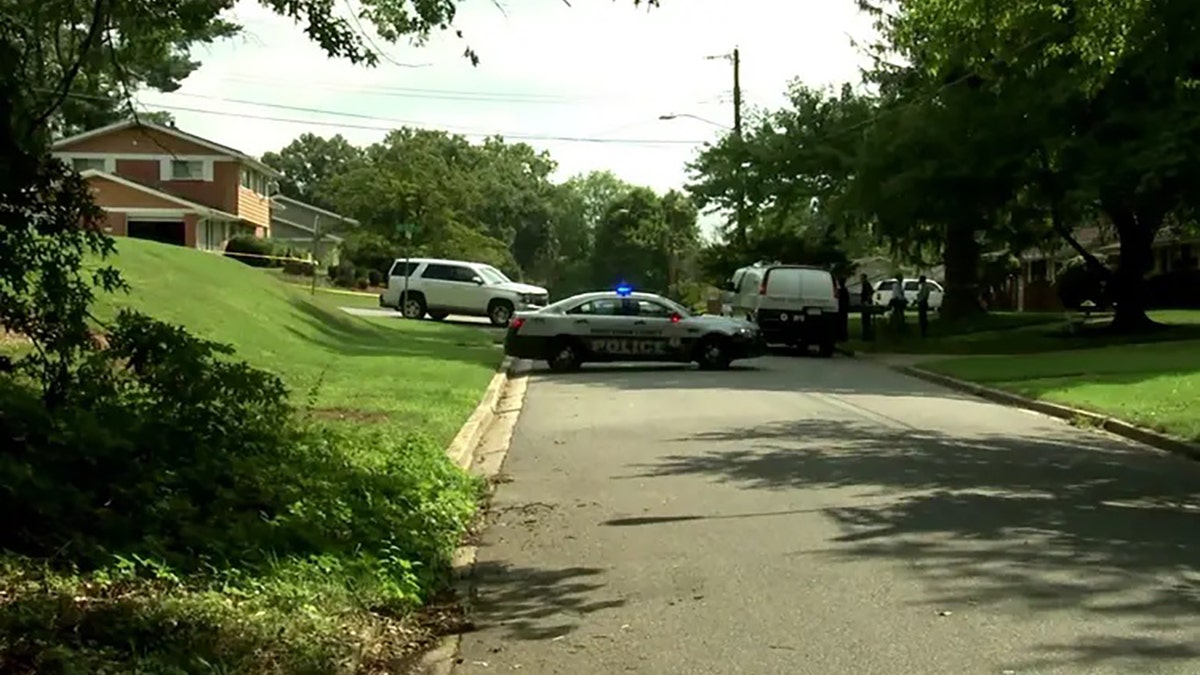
[477,266,510,284]
[541,293,692,317]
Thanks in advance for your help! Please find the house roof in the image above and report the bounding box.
[55,119,283,179]
[272,195,359,226]
[271,215,345,242]
[80,169,241,221]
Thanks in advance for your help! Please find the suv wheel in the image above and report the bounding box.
[488,300,514,327]
[401,294,426,320]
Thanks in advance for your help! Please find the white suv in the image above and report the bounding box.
[873,278,944,310]
[379,258,549,326]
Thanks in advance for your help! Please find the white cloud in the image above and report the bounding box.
[137,0,875,235]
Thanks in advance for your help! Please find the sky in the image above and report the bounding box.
[136,0,876,234]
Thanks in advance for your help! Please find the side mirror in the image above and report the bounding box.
[721,281,736,292]
[471,276,484,285]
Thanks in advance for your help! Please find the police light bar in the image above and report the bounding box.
[615,283,633,296]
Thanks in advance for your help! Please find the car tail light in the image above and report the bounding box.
[510,317,524,330]
[759,278,767,295]
[670,313,681,323]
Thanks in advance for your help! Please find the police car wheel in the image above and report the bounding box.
[547,339,582,373]
[697,337,732,370]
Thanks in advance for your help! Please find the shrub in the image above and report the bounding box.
[282,258,315,277]
[367,269,383,287]
[1056,257,1110,310]
[224,235,276,268]
[0,309,481,669]
[355,277,369,290]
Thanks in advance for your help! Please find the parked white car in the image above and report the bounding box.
[872,278,945,311]
[378,257,549,326]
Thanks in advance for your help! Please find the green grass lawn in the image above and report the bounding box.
[845,309,1200,355]
[96,240,501,444]
[2,239,505,672]
[919,340,1200,442]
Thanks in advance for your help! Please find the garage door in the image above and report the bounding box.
[127,220,186,246]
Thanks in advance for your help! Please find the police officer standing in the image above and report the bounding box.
[917,274,931,337]
[859,273,874,341]
[836,277,851,341]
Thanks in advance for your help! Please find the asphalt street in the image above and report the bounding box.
[456,353,1200,674]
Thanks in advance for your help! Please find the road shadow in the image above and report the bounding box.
[628,418,1200,671]
[524,355,978,400]
[464,561,626,641]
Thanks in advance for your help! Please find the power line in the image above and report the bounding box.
[124,99,713,146]
[210,73,726,106]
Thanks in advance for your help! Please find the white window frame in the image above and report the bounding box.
[70,156,114,173]
[167,159,206,181]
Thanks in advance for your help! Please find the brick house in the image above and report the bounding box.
[51,119,282,250]
[991,226,1199,311]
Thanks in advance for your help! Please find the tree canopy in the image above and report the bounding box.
[685,0,1200,325]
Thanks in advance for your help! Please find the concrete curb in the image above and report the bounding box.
[420,358,531,675]
[445,357,515,470]
[897,364,1200,461]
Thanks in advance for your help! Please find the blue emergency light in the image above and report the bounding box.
[615,283,633,297]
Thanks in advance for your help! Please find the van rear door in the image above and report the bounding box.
[763,267,836,309]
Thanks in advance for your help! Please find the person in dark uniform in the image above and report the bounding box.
[836,277,851,342]
[859,273,874,341]
[917,274,931,338]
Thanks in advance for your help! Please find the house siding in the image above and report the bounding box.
[237,186,271,229]
[183,214,200,248]
[167,160,240,214]
[88,175,188,209]
[102,212,128,236]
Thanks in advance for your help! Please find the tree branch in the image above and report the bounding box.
[30,0,107,134]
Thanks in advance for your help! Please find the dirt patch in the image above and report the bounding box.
[390,596,473,674]
[308,407,391,423]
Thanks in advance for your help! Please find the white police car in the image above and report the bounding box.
[503,285,767,372]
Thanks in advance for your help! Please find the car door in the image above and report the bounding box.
[629,298,691,360]
[418,264,461,309]
[442,264,484,310]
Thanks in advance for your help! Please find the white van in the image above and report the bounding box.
[721,263,840,356]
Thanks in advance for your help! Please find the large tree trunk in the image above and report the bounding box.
[941,220,983,319]
[1106,203,1159,332]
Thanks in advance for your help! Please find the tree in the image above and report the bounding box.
[262,134,365,209]
[862,0,1200,329]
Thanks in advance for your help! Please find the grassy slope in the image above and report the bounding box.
[919,340,1200,441]
[95,240,502,444]
[1,240,505,672]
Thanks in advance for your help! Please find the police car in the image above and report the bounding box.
[503,285,767,372]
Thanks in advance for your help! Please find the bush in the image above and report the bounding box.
[1056,257,1110,310]
[282,258,315,277]
[330,261,357,288]
[355,277,369,290]
[0,310,481,670]
[224,235,276,268]
[367,269,383,287]
[1146,269,1200,309]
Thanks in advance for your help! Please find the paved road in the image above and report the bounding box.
[456,354,1200,674]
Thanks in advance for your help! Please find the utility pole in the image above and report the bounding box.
[309,214,321,296]
[732,46,746,251]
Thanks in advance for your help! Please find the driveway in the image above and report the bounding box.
[457,354,1200,674]
[340,306,497,328]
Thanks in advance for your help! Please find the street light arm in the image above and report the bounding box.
[658,112,733,130]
